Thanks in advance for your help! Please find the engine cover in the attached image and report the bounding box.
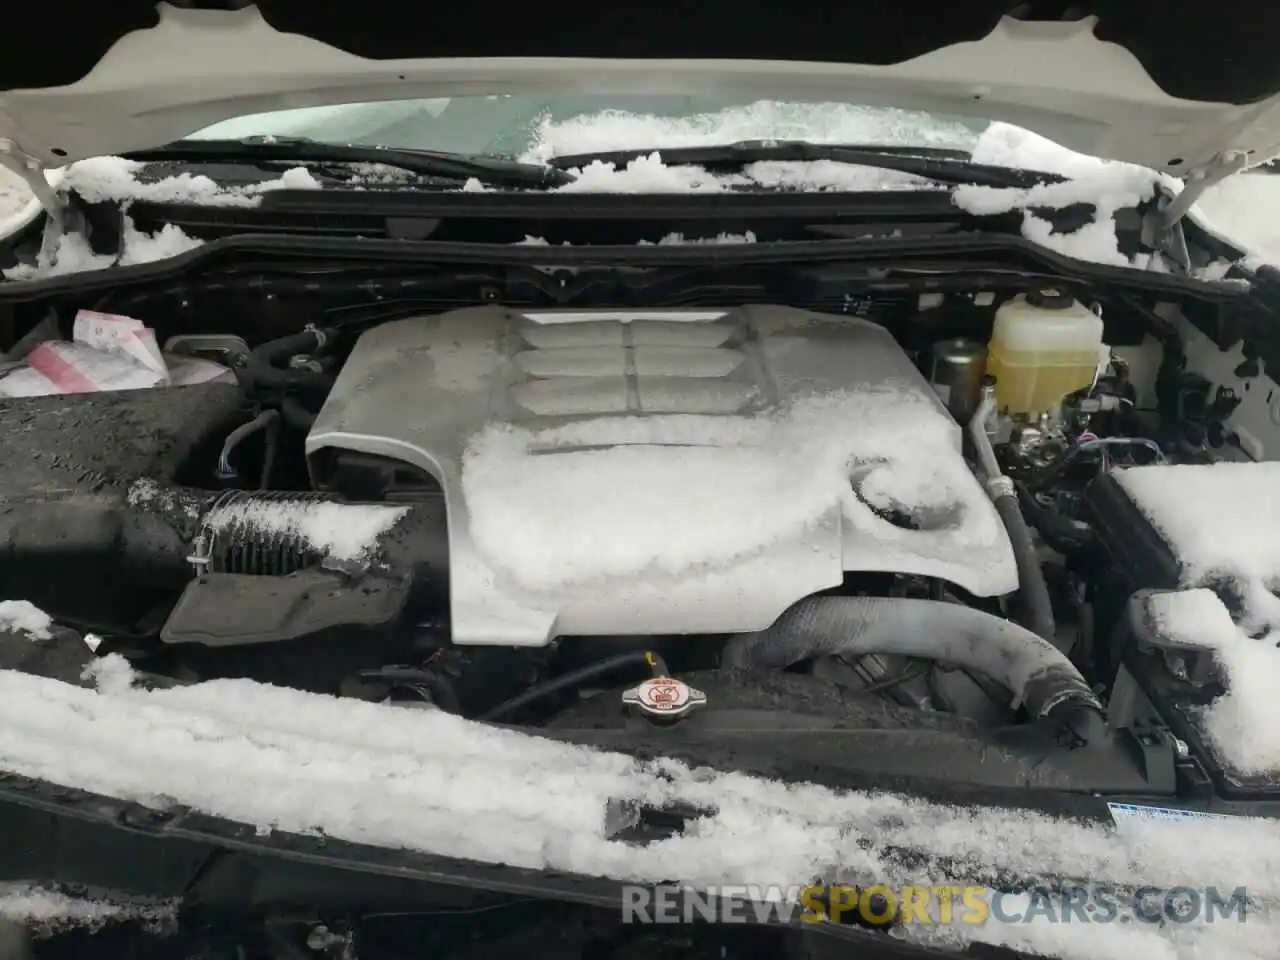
[307,305,1016,646]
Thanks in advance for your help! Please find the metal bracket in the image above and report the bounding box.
[1143,150,1251,274]
[1160,150,1251,230]
[1127,589,1223,684]
[0,139,91,273]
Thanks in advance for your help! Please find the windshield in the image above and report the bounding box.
[186,96,992,162]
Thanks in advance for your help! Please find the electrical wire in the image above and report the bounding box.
[215,409,281,482]
[860,659,931,694]
[1027,434,1165,492]
[1074,437,1166,462]
[478,650,669,723]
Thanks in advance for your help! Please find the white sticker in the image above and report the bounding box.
[1108,802,1243,834]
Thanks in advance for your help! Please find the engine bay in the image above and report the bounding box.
[0,254,1268,802]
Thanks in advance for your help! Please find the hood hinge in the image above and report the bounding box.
[0,139,68,226]
[1144,150,1251,273]
[0,139,90,269]
[1158,150,1251,231]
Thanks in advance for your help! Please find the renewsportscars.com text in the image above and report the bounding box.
[621,884,1250,926]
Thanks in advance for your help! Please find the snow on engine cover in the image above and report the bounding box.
[306,305,1016,646]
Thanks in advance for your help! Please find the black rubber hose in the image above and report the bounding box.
[721,596,1101,724]
[1017,483,1092,555]
[478,650,669,723]
[356,667,463,714]
[243,327,335,393]
[993,492,1057,643]
[279,395,317,432]
[259,415,281,489]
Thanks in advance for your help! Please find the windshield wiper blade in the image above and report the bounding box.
[547,140,1065,189]
[124,136,575,189]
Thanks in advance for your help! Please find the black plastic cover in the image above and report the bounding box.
[1086,471,1182,592]
[161,569,415,646]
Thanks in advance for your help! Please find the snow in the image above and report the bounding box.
[126,479,204,520]
[62,155,321,208]
[0,601,53,641]
[927,895,1280,960]
[952,124,1169,268]
[1116,462,1280,776]
[3,215,205,281]
[520,231,757,246]
[1117,462,1280,590]
[202,499,410,563]
[518,100,981,164]
[648,230,756,246]
[516,111,1261,273]
[0,168,31,220]
[0,157,321,278]
[1194,173,1280,269]
[556,154,744,194]
[461,388,1008,593]
[970,122,1150,182]
[1,233,110,281]
[117,218,204,267]
[960,123,1280,271]
[0,655,1279,958]
[1,105,1280,960]
[1144,589,1280,777]
[0,883,173,935]
[0,166,44,237]
[551,152,936,194]
[3,107,1280,279]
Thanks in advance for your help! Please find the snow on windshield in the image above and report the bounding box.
[516,99,982,161]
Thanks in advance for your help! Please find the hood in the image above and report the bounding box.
[1,2,1280,179]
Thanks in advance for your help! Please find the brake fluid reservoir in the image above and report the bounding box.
[986,288,1103,416]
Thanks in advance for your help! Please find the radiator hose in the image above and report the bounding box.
[721,595,1103,725]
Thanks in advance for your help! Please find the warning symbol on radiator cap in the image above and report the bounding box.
[622,676,707,720]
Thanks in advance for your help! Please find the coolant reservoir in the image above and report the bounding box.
[986,288,1104,416]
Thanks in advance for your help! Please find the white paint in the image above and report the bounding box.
[3,7,1280,176]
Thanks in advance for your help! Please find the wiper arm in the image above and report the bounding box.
[547,140,1065,189]
[124,136,575,189]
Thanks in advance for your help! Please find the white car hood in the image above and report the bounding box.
[1,3,1280,179]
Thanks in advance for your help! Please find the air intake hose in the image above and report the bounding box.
[720,596,1102,723]
[0,483,438,583]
